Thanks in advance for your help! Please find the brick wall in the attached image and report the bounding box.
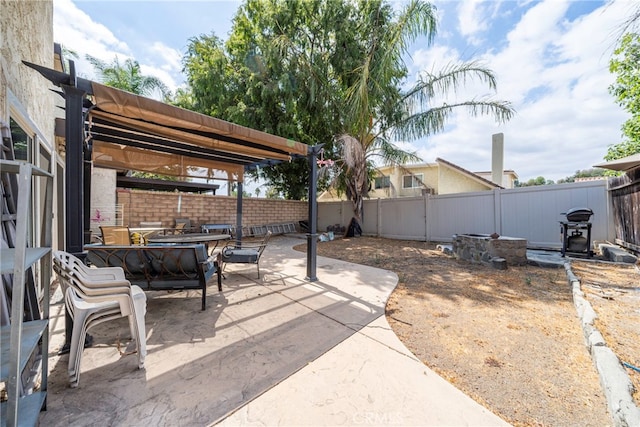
[117,189,308,229]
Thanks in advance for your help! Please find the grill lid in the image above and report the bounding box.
[564,207,593,222]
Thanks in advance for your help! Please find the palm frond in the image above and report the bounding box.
[406,61,499,103]
[367,136,422,166]
[394,100,515,141]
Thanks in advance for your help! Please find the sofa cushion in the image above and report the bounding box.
[222,248,259,264]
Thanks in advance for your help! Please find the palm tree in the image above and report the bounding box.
[86,54,174,181]
[86,55,170,100]
[335,0,514,223]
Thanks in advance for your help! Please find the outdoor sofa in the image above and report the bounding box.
[84,243,221,310]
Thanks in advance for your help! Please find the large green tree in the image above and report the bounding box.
[181,0,361,199]
[180,0,514,216]
[607,32,640,161]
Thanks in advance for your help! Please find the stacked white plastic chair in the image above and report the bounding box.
[52,251,146,387]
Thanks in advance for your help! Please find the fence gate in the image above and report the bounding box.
[608,169,640,254]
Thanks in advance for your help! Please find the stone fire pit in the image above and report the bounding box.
[452,233,528,269]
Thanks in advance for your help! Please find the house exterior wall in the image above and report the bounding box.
[1,0,60,249]
[317,188,344,202]
[475,171,518,188]
[437,166,491,194]
[116,189,308,230]
[1,0,54,141]
[391,165,438,197]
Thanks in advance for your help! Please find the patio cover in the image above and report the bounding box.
[593,153,640,172]
[24,60,321,282]
[88,82,308,181]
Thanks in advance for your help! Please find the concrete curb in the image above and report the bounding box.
[565,262,640,427]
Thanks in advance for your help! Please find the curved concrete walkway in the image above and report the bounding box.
[217,236,508,426]
[41,236,508,426]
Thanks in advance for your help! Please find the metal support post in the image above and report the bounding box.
[306,144,323,281]
[236,181,243,242]
[60,61,88,354]
[61,61,86,256]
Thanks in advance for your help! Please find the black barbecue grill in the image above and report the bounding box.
[560,207,594,257]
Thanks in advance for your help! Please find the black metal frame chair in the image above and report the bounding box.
[219,231,272,278]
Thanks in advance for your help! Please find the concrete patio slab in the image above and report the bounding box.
[39,236,508,426]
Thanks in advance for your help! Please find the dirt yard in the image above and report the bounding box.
[294,237,639,427]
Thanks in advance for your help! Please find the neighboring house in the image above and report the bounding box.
[319,157,506,201]
[474,170,519,189]
[574,176,606,183]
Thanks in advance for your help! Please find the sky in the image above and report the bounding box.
[53,0,635,184]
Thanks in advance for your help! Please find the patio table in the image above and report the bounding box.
[147,233,231,255]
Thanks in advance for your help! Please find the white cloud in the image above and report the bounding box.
[407,0,630,182]
[411,44,461,76]
[149,42,182,74]
[455,0,505,46]
[141,42,184,90]
[54,0,129,53]
[53,0,132,79]
[53,0,180,93]
[457,0,488,41]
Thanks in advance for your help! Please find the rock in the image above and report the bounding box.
[491,257,508,270]
[598,244,638,264]
[436,244,453,255]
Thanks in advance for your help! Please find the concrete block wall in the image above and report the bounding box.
[117,189,308,229]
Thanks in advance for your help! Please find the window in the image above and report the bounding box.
[10,117,32,162]
[402,173,423,189]
[374,176,390,189]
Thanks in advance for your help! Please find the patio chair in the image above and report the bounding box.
[172,221,187,235]
[174,218,192,233]
[220,231,272,278]
[53,250,146,345]
[53,251,146,387]
[100,225,133,245]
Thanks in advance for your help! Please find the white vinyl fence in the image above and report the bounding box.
[318,180,614,249]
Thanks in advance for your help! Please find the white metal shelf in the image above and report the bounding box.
[0,160,52,177]
[0,320,48,380]
[1,159,53,427]
[0,392,47,427]
[0,248,51,275]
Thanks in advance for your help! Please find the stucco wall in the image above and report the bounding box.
[438,166,490,195]
[394,165,438,197]
[475,171,518,188]
[1,0,55,143]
